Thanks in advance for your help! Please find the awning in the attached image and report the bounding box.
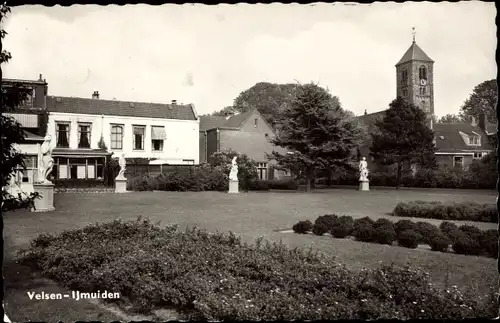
[149,159,169,165]
[151,126,166,140]
[133,126,145,135]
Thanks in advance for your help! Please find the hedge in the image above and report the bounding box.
[18,218,499,319]
[392,201,497,223]
[293,215,498,259]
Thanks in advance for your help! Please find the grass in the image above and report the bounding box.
[4,188,498,318]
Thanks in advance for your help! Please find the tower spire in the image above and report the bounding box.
[412,27,416,43]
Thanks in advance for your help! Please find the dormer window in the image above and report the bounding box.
[459,131,482,146]
[469,135,480,145]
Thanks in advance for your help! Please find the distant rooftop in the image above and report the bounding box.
[396,41,434,66]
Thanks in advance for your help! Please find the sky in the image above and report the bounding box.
[3,2,496,117]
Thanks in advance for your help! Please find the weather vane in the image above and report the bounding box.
[412,27,416,43]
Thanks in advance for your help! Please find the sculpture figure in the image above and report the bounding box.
[116,153,127,179]
[229,156,238,181]
[358,157,369,182]
[37,135,54,184]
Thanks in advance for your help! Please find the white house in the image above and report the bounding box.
[45,92,200,180]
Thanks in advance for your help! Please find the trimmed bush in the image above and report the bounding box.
[353,216,375,231]
[480,229,499,259]
[428,233,451,252]
[397,230,420,249]
[248,179,270,191]
[414,222,441,244]
[374,218,395,230]
[458,225,483,240]
[330,216,354,239]
[439,221,459,240]
[392,201,497,223]
[315,214,339,233]
[352,217,377,242]
[268,179,299,190]
[18,219,499,320]
[373,225,397,245]
[293,220,313,234]
[452,234,482,256]
[312,222,329,236]
[394,220,417,236]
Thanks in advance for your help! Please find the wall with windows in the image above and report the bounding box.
[435,154,474,169]
[47,112,199,163]
[5,143,41,196]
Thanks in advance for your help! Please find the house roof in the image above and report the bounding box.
[396,41,434,66]
[200,108,273,132]
[356,110,386,129]
[46,96,197,121]
[433,122,493,152]
[199,115,228,131]
[2,78,47,85]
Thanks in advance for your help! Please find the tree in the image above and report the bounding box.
[460,79,497,122]
[209,106,237,117]
[268,83,365,192]
[370,97,437,189]
[437,113,466,123]
[231,82,299,126]
[1,4,39,211]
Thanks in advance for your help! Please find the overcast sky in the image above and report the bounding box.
[3,2,496,117]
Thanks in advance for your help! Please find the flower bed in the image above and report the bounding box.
[18,218,498,319]
[392,201,497,223]
[292,215,499,259]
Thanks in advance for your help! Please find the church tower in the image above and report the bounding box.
[395,28,435,129]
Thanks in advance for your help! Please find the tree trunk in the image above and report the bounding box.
[396,162,402,190]
[305,171,313,192]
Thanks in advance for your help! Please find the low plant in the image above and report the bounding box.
[397,230,420,249]
[428,233,451,252]
[373,225,397,245]
[330,216,354,239]
[315,214,339,233]
[17,218,499,319]
[439,221,459,241]
[394,219,417,236]
[452,234,482,256]
[293,220,313,234]
[480,229,499,259]
[414,222,441,244]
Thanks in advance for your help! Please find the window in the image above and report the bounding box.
[401,69,408,85]
[469,135,480,146]
[13,155,38,184]
[151,126,166,151]
[182,159,195,165]
[257,162,267,180]
[133,126,145,150]
[402,89,408,97]
[78,123,91,148]
[56,122,70,148]
[419,87,426,95]
[473,152,484,159]
[453,156,464,169]
[110,124,124,149]
[254,118,258,128]
[419,66,427,80]
[421,101,428,112]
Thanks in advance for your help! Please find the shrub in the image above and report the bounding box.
[394,220,417,236]
[312,222,329,236]
[330,216,354,238]
[293,220,313,234]
[18,219,499,320]
[480,229,499,259]
[452,234,482,256]
[414,222,441,244]
[397,230,420,249]
[373,225,397,245]
[458,225,483,240]
[428,233,451,252]
[268,179,299,190]
[315,214,339,233]
[353,217,375,231]
[374,218,395,230]
[352,217,376,242]
[208,149,258,191]
[392,201,497,223]
[439,221,459,240]
[248,179,270,191]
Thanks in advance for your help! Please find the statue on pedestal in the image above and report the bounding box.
[36,135,54,184]
[359,157,369,182]
[229,156,238,181]
[116,153,127,180]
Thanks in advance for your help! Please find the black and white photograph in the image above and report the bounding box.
[1,1,498,321]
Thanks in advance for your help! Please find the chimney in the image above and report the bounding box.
[171,100,177,105]
[478,113,487,132]
[470,116,477,127]
[92,91,99,99]
[364,109,367,115]
[39,73,43,81]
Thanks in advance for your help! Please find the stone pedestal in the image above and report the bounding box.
[359,180,370,191]
[115,178,128,193]
[228,180,239,194]
[32,182,55,212]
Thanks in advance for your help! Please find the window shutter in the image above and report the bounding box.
[151,126,166,140]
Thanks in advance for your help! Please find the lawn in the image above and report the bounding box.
[3,187,498,319]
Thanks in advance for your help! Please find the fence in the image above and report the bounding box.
[124,164,196,177]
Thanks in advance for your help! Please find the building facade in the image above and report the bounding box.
[200,108,288,180]
[46,94,199,180]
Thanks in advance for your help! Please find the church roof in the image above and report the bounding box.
[396,41,434,66]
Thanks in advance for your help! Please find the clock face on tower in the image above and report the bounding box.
[420,79,427,86]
